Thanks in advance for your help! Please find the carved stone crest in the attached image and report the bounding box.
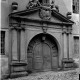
[39,8,51,20]
[26,0,40,9]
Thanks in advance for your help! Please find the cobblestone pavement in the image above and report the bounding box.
[8,68,79,80]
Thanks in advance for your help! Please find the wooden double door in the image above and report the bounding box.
[27,37,58,72]
[33,42,51,71]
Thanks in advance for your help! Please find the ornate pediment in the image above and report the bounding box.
[9,0,74,25]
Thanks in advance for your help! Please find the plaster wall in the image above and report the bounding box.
[62,0,72,12]
[72,14,79,35]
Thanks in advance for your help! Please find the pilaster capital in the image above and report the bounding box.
[66,32,69,35]
[62,26,67,34]
[67,26,72,34]
[9,22,25,30]
[9,22,19,27]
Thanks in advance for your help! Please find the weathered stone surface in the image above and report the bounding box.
[7,68,79,80]
[1,55,9,79]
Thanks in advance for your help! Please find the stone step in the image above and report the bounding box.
[10,61,27,73]
[10,71,28,78]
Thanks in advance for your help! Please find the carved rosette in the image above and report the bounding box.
[39,8,51,20]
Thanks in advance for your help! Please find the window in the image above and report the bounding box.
[73,0,79,13]
[73,36,79,58]
[1,31,5,55]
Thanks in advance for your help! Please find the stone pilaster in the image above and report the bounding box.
[12,29,18,60]
[62,26,68,58]
[66,31,69,59]
[9,22,21,61]
[17,29,21,61]
[20,29,26,60]
[62,26,74,69]
[62,26,73,59]
[8,28,12,75]
[68,26,73,58]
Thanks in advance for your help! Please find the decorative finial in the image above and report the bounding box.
[11,2,18,12]
[50,0,59,12]
[55,5,59,12]
[66,12,72,19]
[51,0,55,9]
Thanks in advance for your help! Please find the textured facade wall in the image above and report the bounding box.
[0,55,9,79]
[72,14,79,35]
[1,0,79,78]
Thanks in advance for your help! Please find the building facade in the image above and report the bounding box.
[1,0,79,78]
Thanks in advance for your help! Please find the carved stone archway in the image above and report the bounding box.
[27,33,59,72]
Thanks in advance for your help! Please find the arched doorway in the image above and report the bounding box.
[27,33,59,72]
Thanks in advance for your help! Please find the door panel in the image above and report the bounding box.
[27,57,33,70]
[52,57,58,69]
[33,43,43,70]
[43,43,51,71]
[34,62,43,70]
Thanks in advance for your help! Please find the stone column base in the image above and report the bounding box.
[62,58,74,70]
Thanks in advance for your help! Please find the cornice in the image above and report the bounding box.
[10,15,73,26]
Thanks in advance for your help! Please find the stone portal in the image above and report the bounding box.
[27,33,58,72]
